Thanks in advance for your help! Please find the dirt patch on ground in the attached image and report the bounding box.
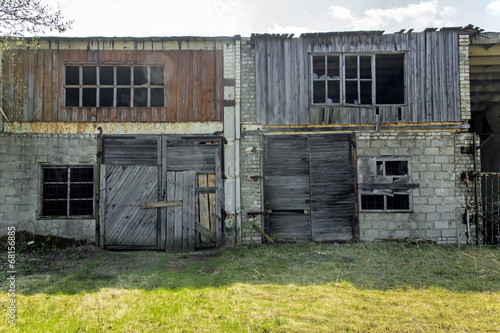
[2,243,222,278]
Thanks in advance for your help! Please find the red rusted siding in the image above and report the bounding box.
[2,49,224,122]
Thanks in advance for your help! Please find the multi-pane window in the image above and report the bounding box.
[65,65,165,107]
[41,166,94,217]
[360,158,412,212]
[312,54,405,105]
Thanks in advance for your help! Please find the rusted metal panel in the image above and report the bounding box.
[4,121,223,134]
[2,49,224,123]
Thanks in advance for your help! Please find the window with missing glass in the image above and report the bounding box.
[358,157,414,212]
[311,53,405,106]
[41,166,94,217]
[65,65,165,107]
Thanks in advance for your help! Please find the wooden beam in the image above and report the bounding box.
[469,44,500,57]
[358,183,420,190]
[140,200,182,209]
[470,65,500,73]
[469,56,500,66]
[195,222,217,242]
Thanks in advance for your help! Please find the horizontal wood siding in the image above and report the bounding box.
[264,136,311,241]
[2,49,223,122]
[165,137,220,173]
[309,135,355,242]
[254,30,460,125]
[264,134,356,242]
[103,135,160,166]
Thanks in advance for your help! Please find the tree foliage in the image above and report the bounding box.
[0,0,73,36]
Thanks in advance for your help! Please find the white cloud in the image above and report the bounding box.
[487,1,500,15]
[328,1,457,32]
[267,23,315,35]
[328,6,354,21]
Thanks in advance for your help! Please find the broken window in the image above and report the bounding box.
[311,53,405,106]
[64,65,165,107]
[358,157,415,212]
[41,166,94,217]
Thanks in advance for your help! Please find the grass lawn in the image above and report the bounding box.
[1,242,499,332]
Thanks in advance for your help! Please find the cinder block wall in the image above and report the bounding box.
[0,133,97,241]
[239,38,264,244]
[356,131,475,244]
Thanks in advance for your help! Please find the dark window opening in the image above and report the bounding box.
[42,166,94,217]
[385,160,408,176]
[100,88,114,107]
[151,88,164,107]
[65,66,79,85]
[82,88,96,107]
[361,195,384,210]
[150,66,164,85]
[82,66,96,85]
[117,66,131,85]
[100,66,114,85]
[387,194,410,210]
[134,66,148,85]
[376,54,405,104]
[117,88,131,107]
[133,88,148,107]
[313,55,340,104]
[65,88,79,107]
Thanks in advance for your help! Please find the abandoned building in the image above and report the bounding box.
[0,28,499,251]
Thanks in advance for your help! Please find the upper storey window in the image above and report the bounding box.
[65,65,165,107]
[311,54,405,106]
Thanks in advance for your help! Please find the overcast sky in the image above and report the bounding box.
[43,0,500,37]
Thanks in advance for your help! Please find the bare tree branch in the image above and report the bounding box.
[0,0,73,36]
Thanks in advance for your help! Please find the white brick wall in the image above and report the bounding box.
[357,131,475,244]
[0,133,97,241]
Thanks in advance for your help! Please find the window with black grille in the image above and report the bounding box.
[64,65,165,107]
[41,166,94,217]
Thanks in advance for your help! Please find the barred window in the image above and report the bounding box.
[41,166,94,217]
[65,65,165,107]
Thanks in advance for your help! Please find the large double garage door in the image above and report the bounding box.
[100,135,223,252]
[264,134,357,242]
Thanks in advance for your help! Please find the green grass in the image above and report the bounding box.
[1,242,500,332]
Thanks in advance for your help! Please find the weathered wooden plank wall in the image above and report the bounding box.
[2,49,223,122]
[103,165,159,248]
[264,134,356,242]
[309,135,355,242]
[254,30,461,126]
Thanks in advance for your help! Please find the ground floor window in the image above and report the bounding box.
[358,157,413,212]
[41,165,94,217]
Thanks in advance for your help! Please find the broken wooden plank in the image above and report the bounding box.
[252,224,276,245]
[140,200,182,209]
[195,222,217,242]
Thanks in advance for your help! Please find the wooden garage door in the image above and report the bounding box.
[264,134,356,242]
[101,136,161,249]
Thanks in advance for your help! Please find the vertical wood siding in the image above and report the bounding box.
[254,31,461,125]
[2,49,223,122]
